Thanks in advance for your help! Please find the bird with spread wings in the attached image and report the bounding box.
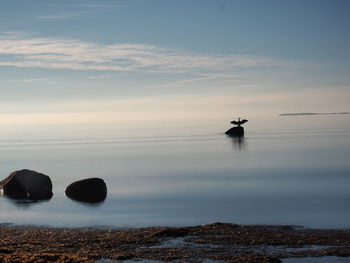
[230,118,248,127]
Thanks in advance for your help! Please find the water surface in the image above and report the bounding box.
[0,115,349,228]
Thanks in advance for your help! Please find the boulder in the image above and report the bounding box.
[225,126,244,137]
[65,178,107,203]
[0,169,53,200]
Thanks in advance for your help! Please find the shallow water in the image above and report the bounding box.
[0,115,349,228]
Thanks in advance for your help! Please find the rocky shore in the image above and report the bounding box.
[0,222,349,263]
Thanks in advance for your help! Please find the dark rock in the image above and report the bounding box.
[0,169,53,200]
[153,227,190,238]
[225,126,244,137]
[114,253,135,260]
[65,178,107,203]
[0,248,14,254]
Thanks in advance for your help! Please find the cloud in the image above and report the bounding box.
[36,11,91,20]
[0,78,46,83]
[37,1,134,20]
[87,74,113,80]
[19,78,47,83]
[0,33,303,76]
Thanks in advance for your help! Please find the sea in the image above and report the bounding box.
[0,115,349,229]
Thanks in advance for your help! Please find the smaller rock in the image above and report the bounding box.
[65,178,107,203]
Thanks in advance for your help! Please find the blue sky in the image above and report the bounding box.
[0,0,349,123]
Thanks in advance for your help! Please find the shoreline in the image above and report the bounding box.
[1,222,349,262]
[3,221,350,230]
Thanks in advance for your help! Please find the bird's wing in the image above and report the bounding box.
[241,119,248,124]
[231,121,239,125]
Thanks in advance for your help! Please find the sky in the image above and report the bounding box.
[0,0,349,125]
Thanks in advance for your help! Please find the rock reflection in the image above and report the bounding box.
[1,193,52,208]
[227,135,246,151]
[66,197,106,207]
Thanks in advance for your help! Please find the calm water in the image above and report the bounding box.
[0,115,349,228]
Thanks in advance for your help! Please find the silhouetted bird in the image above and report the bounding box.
[230,118,248,127]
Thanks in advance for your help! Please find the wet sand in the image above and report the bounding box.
[0,222,350,262]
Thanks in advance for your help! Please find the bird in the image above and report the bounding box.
[230,118,248,127]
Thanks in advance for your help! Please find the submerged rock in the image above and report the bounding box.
[65,178,107,203]
[0,169,53,200]
[225,126,244,137]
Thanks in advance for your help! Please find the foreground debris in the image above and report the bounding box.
[0,222,349,262]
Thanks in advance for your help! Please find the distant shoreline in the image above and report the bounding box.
[1,222,349,262]
[279,112,349,116]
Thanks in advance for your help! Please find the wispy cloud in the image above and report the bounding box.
[0,78,47,83]
[36,11,91,20]
[48,1,131,9]
[72,1,134,9]
[88,74,113,80]
[0,33,304,77]
[37,1,133,20]
[18,78,47,83]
